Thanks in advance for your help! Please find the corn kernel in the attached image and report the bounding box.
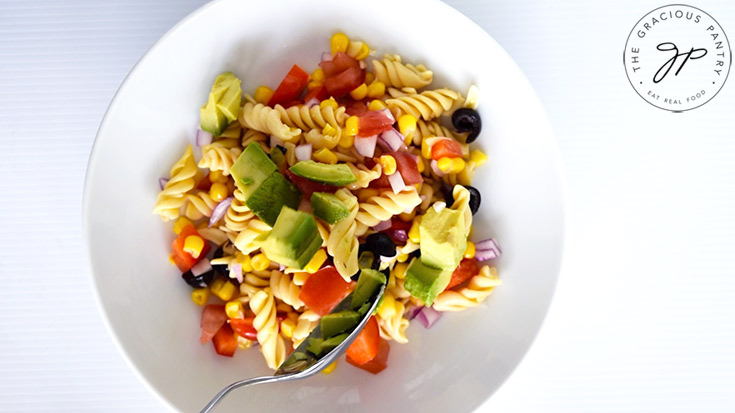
[377,293,396,319]
[320,97,339,111]
[349,83,368,100]
[191,288,209,306]
[209,170,227,184]
[464,241,476,259]
[408,218,421,243]
[322,361,338,375]
[393,262,408,279]
[209,182,228,202]
[330,33,349,54]
[183,235,205,258]
[215,280,237,301]
[396,253,409,263]
[416,158,425,173]
[451,158,466,174]
[254,86,273,104]
[235,253,253,272]
[225,301,244,319]
[251,253,271,271]
[421,139,432,159]
[305,249,328,274]
[437,157,466,174]
[209,278,225,296]
[322,124,338,137]
[173,217,193,235]
[368,99,386,110]
[358,188,379,202]
[366,81,386,99]
[470,149,488,167]
[365,72,376,85]
[169,253,176,265]
[398,115,417,141]
[313,148,338,164]
[311,68,325,83]
[307,80,323,91]
[345,116,359,136]
[379,155,397,175]
[280,318,295,339]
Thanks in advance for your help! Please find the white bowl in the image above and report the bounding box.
[84,0,565,411]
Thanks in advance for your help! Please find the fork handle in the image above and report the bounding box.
[200,375,284,413]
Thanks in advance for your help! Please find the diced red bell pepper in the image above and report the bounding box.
[200,305,227,344]
[347,337,390,374]
[393,152,423,185]
[229,317,258,341]
[345,316,380,365]
[285,169,338,198]
[445,258,479,291]
[212,323,237,357]
[298,266,352,316]
[304,84,329,103]
[172,225,211,273]
[325,66,365,98]
[357,111,394,137]
[268,64,310,107]
[431,138,464,160]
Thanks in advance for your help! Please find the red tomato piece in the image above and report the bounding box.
[445,258,479,291]
[345,316,380,365]
[197,174,212,191]
[324,66,365,98]
[304,84,329,103]
[285,169,338,198]
[368,173,391,189]
[319,52,360,77]
[282,100,302,108]
[344,99,368,117]
[357,111,394,137]
[172,225,211,273]
[229,318,258,341]
[390,218,412,232]
[346,337,390,374]
[212,323,237,357]
[393,152,423,185]
[430,139,464,160]
[268,65,310,107]
[200,305,227,344]
[298,266,352,316]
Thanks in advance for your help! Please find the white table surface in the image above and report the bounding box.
[2,0,734,411]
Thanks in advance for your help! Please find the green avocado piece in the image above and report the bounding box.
[404,258,453,306]
[311,192,350,224]
[261,206,323,269]
[245,173,301,226]
[320,311,361,339]
[307,333,349,357]
[270,147,287,172]
[200,72,242,136]
[419,206,467,270]
[289,161,357,186]
[230,143,278,198]
[351,269,386,310]
[200,93,229,137]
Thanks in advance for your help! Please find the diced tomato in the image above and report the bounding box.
[363,158,377,169]
[285,169,338,198]
[344,99,368,116]
[393,152,423,185]
[267,65,310,107]
[229,318,258,341]
[212,323,237,357]
[345,316,380,365]
[298,266,352,316]
[430,138,464,160]
[304,84,329,103]
[445,258,479,291]
[325,66,365,98]
[368,173,391,189]
[347,337,390,374]
[200,305,227,344]
[197,174,212,191]
[172,225,211,273]
[319,52,360,77]
[357,111,394,137]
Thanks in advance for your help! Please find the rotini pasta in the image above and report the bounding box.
[450,185,473,234]
[275,104,348,147]
[386,88,463,121]
[345,162,382,190]
[232,219,271,254]
[432,266,501,311]
[250,288,286,369]
[198,142,241,175]
[376,289,409,343]
[184,191,218,221]
[153,145,197,221]
[238,102,301,142]
[292,310,320,347]
[354,187,422,235]
[326,189,360,281]
[372,54,433,89]
[222,190,255,233]
[269,270,304,310]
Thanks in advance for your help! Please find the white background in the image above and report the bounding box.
[1,0,734,411]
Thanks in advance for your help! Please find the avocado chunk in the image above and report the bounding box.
[200,72,242,136]
[311,192,350,224]
[289,161,357,186]
[419,206,467,270]
[404,258,453,306]
[306,333,349,357]
[351,269,387,310]
[245,173,301,226]
[261,206,323,269]
[200,93,230,137]
[230,143,278,198]
[320,311,361,339]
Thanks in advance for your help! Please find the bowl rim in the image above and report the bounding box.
[82,0,568,411]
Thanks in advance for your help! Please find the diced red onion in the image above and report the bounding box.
[388,171,406,193]
[158,177,169,190]
[379,108,395,123]
[378,128,406,152]
[305,97,319,108]
[373,219,392,232]
[354,135,377,157]
[404,304,424,321]
[270,136,284,148]
[230,263,243,283]
[196,129,213,147]
[321,52,332,62]
[474,238,502,261]
[416,306,442,328]
[208,197,233,227]
[430,160,445,177]
[391,229,408,242]
[191,258,212,277]
[295,144,312,161]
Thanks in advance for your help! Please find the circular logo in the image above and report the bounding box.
[624,4,731,112]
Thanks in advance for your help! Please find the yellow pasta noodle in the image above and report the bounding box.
[354,187,422,235]
[238,102,301,142]
[376,289,409,343]
[345,162,382,190]
[153,145,197,221]
[292,310,320,347]
[250,288,286,369]
[198,142,241,175]
[222,190,254,233]
[269,270,304,310]
[232,219,271,254]
[432,266,501,311]
[386,88,462,121]
[275,104,348,147]
[372,54,433,89]
[326,189,360,281]
[184,191,218,221]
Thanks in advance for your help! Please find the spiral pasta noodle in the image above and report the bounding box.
[276,104,348,147]
[198,142,241,175]
[269,270,304,310]
[345,162,381,190]
[238,102,301,142]
[372,54,433,90]
[413,119,466,145]
[184,191,218,221]
[354,187,422,235]
[376,289,409,343]
[304,129,340,151]
[432,266,501,311]
[233,219,271,254]
[450,185,473,234]
[326,189,360,281]
[292,310,320,347]
[221,190,255,233]
[386,88,462,121]
[250,288,286,369]
[153,145,197,221]
[418,181,436,211]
